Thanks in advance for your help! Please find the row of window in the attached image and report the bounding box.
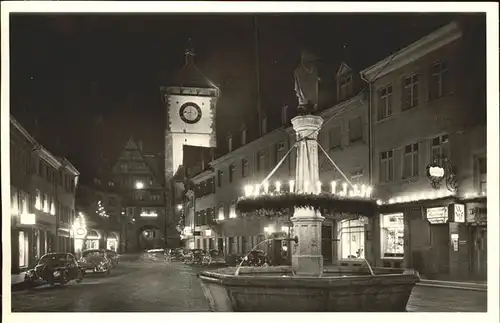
[11,188,74,223]
[377,60,451,121]
[38,160,75,192]
[379,135,449,182]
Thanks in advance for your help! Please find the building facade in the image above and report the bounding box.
[361,20,487,279]
[111,137,168,251]
[10,116,80,274]
[181,20,487,280]
[75,177,123,253]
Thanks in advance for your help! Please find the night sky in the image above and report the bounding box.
[10,13,464,175]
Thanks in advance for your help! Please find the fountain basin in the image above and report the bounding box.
[199,265,420,312]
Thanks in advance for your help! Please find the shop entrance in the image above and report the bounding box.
[430,224,449,275]
[470,226,487,279]
[322,225,333,263]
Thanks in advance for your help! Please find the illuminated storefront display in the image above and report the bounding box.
[380,213,404,259]
[19,231,28,267]
[73,213,87,254]
[338,219,365,259]
[107,233,119,252]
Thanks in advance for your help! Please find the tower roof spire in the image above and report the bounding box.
[184,37,195,65]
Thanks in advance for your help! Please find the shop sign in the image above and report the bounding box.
[453,204,465,223]
[20,213,36,225]
[74,227,87,238]
[426,206,448,224]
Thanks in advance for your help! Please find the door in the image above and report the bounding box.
[217,238,224,252]
[322,225,333,263]
[430,224,449,275]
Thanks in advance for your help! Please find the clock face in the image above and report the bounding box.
[179,102,202,124]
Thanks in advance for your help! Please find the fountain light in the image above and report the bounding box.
[254,184,260,196]
[342,182,348,196]
[289,180,295,193]
[304,181,309,193]
[365,186,373,198]
[244,185,253,197]
[316,181,322,194]
[376,200,383,205]
[396,197,402,203]
[276,181,281,193]
[360,184,366,197]
[351,184,357,196]
[330,181,337,194]
[263,181,269,194]
[388,198,395,204]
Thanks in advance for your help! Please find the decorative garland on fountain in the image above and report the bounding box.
[235,137,377,218]
[236,192,376,217]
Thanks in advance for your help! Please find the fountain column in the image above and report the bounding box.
[290,114,324,276]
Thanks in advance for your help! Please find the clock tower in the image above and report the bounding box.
[160,47,219,180]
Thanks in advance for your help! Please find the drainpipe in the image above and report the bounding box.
[360,73,374,266]
[360,73,373,186]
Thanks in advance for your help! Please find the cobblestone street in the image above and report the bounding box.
[11,258,487,312]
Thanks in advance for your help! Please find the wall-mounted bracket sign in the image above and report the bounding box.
[426,206,449,224]
[426,155,458,192]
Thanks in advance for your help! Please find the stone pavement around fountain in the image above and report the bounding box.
[10,257,486,312]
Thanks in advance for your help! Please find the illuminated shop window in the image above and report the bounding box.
[338,219,365,259]
[380,213,404,259]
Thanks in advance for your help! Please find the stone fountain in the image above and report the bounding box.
[197,57,420,311]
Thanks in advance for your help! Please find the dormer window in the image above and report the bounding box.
[227,133,233,153]
[241,124,247,146]
[338,73,353,101]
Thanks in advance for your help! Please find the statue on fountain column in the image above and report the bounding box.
[294,50,320,115]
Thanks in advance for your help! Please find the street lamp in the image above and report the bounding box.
[135,181,144,189]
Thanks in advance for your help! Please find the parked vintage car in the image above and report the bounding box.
[239,250,272,267]
[142,248,167,262]
[202,249,226,266]
[104,249,119,267]
[167,248,185,261]
[24,252,84,288]
[78,249,112,275]
[183,249,205,265]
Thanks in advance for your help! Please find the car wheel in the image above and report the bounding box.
[76,271,83,283]
[60,272,68,286]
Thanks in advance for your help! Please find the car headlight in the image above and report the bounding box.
[53,271,61,277]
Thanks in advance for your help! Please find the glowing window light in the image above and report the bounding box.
[316,181,322,194]
[135,181,144,189]
[388,198,396,204]
[140,212,158,217]
[263,181,269,194]
[353,184,359,196]
[281,226,289,233]
[205,229,212,236]
[289,180,295,193]
[376,200,383,205]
